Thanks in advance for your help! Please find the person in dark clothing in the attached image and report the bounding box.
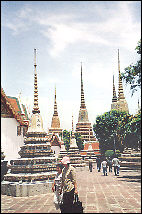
[107,157,112,172]
[96,156,101,172]
[89,161,93,172]
[60,156,78,213]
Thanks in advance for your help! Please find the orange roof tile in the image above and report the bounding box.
[7,96,21,113]
[1,88,28,127]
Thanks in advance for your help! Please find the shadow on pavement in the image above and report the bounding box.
[117,175,141,183]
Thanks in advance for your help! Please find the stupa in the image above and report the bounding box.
[111,74,118,110]
[82,129,97,163]
[66,115,85,168]
[57,130,69,162]
[50,133,62,157]
[48,86,62,136]
[111,49,129,112]
[1,49,57,197]
[76,63,98,142]
[57,135,68,161]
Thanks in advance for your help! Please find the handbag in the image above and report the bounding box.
[72,194,83,213]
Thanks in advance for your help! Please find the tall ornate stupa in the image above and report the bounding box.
[2,49,57,197]
[76,63,97,142]
[111,50,129,112]
[67,115,85,168]
[48,86,62,136]
[111,75,118,110]
[82,128,97,163]
[57,133,68,161]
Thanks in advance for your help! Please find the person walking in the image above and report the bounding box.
[60,156,78,213]
[107,157,112,172]
[96,156,101,172]
[89,160,93,172]
[52,163,63,211]
[101,158,108,176]
[112,156,120,176]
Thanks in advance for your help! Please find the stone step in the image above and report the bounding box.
[120,161,141,167]
[121,153,141,157]
[120,165,141,170]
[119,157,141,162]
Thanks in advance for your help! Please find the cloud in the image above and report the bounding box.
[4,20,29,35]
[3,2,140,55]
[36,1,140,56]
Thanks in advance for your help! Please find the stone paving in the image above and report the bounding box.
[1,164,141,213]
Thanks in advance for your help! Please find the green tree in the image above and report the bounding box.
[62,130,70,151]
[93,110,131,154]
[121,39,141,95]
[74,132,84,150]
[123,111,141,150]
[117,114,134,149]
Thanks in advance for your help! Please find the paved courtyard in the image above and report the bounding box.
[1,164,141,213]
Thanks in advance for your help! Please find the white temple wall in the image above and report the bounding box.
[1,118,25,163]
[51,146,61,158]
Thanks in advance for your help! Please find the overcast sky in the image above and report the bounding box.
[1,1,141,132]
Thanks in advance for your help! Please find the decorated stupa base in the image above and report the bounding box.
[83,153,97,164]
[58,152,68,162]
[3,171,56,182]
[1,49,58,197]
[1,179,53,197]
[84,157,97,165]
[80,141,100,164]
[67,145,86,168]
[9,157,57,174]
[2,154,57,196]
[1,131,57,196]
[58,144,68,161]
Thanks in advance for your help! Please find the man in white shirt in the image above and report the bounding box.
[101,158,108,176]
[112,156,120,176]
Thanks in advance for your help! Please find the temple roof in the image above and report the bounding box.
[7,96,29,121]
[7,96,21,113]
[1,88,29,126]
[50,133,61,148]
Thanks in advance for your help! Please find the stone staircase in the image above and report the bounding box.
[119,148,141,171]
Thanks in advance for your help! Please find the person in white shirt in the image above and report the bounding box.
[101,158,108,176]
[112,156,120,176]
[52,163,63,210]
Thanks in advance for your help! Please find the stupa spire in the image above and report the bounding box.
[118,49,125,100]
[32,49,40,114]
[49,86,62,135]
[112,74,117,103]
[53,85,58,116]
[72,114,75,139]
[80,62,86,109]
[76,63,97,142]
